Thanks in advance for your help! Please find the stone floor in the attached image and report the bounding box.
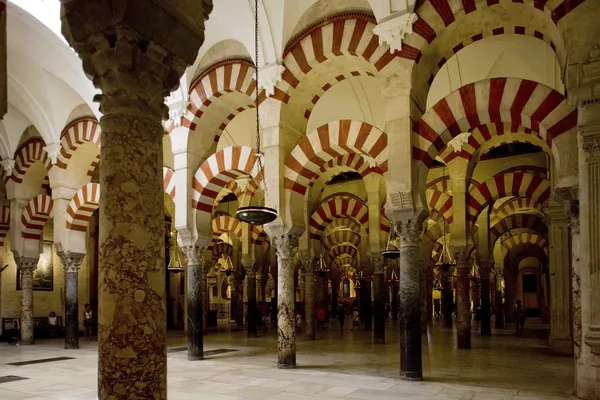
[0,320,576,399]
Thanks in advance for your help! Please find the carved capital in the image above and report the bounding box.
[373,12,419,54]
[1,159,14,176]
[258,63,285,97]
[300,256,314,274]
[15,256,38,272]
[273,235,294,262]
[372,256,384,274]
[447,132,471,153]
[183,240,209,267]
[393,209,428,247]
[584,325,600,355]
[43,143,61,165]
[555,186,580,234]
[454,248,471,269]
[581,127,600,158]
[58,251,86,273]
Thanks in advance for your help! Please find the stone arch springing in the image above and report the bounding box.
[56,117,101,169]
[66,183,100,232]
[9,138,51,184]
[22,194,53,240]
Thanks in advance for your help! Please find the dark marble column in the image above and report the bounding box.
[419,260,428,332]
[244,259,258,338]
[495,275,505,328]
[441,266,453,328]
[184,243,208,361]
[455,250,471,349]
[331,280,339,319]
[395,213,426,381]
[61,3,210,397]
[234,273,244,327]
[373,259,385,343]
[361,275,373,331]
[480,267,492,336]
[271,270,278,327]
[274,236,296,368]
[303,259,316,340]
[16,257,38,345]
[58,251,86,349]
[504,272,517,323]
[391,281,399,321]
[426,263,434,322]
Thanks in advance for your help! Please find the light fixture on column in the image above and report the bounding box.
[214,241,235,276]
[236,0,278,226]
[167,230,184,273]
[381,229,400,260]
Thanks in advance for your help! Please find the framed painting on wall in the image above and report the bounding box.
[16,241,54,291]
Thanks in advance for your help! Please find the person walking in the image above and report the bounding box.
[514,300,527,336]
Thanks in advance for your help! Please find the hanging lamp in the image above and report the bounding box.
[381,228,400,260]
[167,230,185,272]
[236,0,278,226]
[434,165,456,271]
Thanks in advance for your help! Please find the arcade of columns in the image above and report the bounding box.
[0,0,597,399]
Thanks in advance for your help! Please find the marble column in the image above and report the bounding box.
[373,258,385,344]
[426,263,434,322]
[395,213,426,381]
[61,3,210,397]
[480,268,492,336]
[391,281,399,321]
[244,259,258,338]
[274,236,296,368]
[441,266,453,328]
[303,259,316,340]
[234,273,244,327]
[202,266,210,335]
[58,251,86,349]
[16,257,38,345]
[183,244,208,361]
[545,203,574,355]
[455,250,471,349]
[419,260,428,332]
[504,271,517,323]
[494,275,505,328]
[361,274,373,331]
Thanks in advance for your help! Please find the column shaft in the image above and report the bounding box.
[456,264,471,349]
[480,277,491,336]
[399,242,422,380]
[187,264,204,360]
[247,273,258,337]
[391,281,398,321]
[373,270,385,344]
[275,237,296,368]
[304,271,316,340]
[419,262,428,332]
[60,252,85,350]
[362,278,372,331]
[495,277,504,328]
[17,258,37,346]
[235,276,244,327]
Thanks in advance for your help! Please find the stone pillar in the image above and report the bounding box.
[202,266,210,334]
[441,266,453,328]
[274,236,296,369]
[183,244,208,361]
[545,203,574,355]
[271,268,278,327]
[455,250,471,349]
[426,262,433,322]
[395,213,426,381]
[504,271,517,323]
[361,273,373,331]
[494,275,504,328]
[243,258,258,338]
[16,257,38,345]
[419,260,428,332]
[391,280,399,321]
[61,2,210,397]
[303,259,316,340]
[58,251,86,349]
[373,258,385,344]
[480,267,492,336]
[234,272,244,327]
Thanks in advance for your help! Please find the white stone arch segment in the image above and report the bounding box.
[22,194,53,240]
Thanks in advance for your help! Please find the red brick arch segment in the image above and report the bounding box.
[163,167,176,200]
[280,12,420,96]
[468,170,550,223]
[309,194,369,242]
[285,120,387,197]
[57,118,101,169]
[502,231,548,255]
[490,213,547,244]
[328,243,358,261]
[426,188,453,223]
[322,229,361,251]
[22,195,53,240]
[66,183,100,232]
[9,139,52,184]
[0,205,9,247]
[211,215,243,242]
[490,197,544,226]
[414,78,576,168]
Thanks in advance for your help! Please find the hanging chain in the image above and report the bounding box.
[254,0,261,156]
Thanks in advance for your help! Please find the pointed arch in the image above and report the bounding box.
[22,195,53,240]
[66,183,100,232]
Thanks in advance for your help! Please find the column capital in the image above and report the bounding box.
[273,235,296,261]
[1,158,14,177]
[15,256,38,272]
[392,209,428,247]
[61,1,211,120]
[555,186,580,234]
[57,251,86,273]
[454,248,471,269]
[372,256,384,274]
[183,240,210,267]
[301,256,314,274]
[258,62,285,97]
[372,12,419,54]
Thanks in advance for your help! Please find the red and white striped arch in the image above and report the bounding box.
[163,167,176,200]
[490,213,547,243]
[56,118,101,169]
[408,0,581,105]
[468,171,550,223]
[425,220,447,243]
[280,12,420,97]
[491,197,544,226]
[325,218,361,236]
[439,122,556,165]
[333,254,358,270]
[0,205,9,247]
[502,232,548,255]
[426,189,453,222]
[328,244,358,261]
[193,145,259,215]
[285,120,387,197]
[22,195,53,240]
[66,183,100,232]
[414,78,576,167]
[10,139,52,184]
[309,195,369,242]
[211,215,242,241]
[323,229,361,251]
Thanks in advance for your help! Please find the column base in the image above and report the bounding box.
[277,362,297,369]
[374,337,385,344]
[400,370,423,381]
[577,357,600,399]
[549,337,574,356]
[187,355,204,361]
[64,341,79,350]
